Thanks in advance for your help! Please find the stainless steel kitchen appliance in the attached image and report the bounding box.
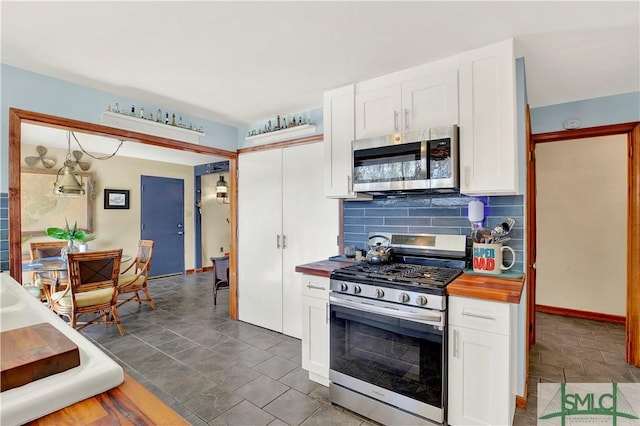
[351,126,459,194]
[329,232,467,425]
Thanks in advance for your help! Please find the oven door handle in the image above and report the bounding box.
[330,296,443,325]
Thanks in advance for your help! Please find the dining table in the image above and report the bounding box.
[22,254,132,304]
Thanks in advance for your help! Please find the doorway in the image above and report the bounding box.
[536,135,627,317]
[526,122,640,366]
[7,108,239,319]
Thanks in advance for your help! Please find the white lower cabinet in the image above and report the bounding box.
[300,274,330,386]
[448,296,516,426]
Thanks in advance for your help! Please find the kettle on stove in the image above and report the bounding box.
[366,235,394,264]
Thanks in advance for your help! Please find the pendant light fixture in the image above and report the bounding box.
[53,133,85,197]
[53,131,124,197]
[216,174,229,204]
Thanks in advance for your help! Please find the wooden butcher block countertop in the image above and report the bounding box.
[25,372,188,425]
[447,272,525,304]
[295,259,357,277]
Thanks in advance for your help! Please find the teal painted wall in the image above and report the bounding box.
[0,64,239,192]
[530,91,640,134]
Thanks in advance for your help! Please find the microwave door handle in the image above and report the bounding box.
[394,110,399,133]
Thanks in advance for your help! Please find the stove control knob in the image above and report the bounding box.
[416,295,428,306]
[340,283,349,292]
[353,285,361,294]
[399,293,410,303]
[375,288,385,298]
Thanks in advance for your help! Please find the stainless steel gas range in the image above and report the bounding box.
[329,232,467,426]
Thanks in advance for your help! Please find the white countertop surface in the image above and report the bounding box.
[0,272,124,425]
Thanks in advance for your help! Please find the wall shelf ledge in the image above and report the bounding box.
[100,111,204,144]
[246,124,316,144]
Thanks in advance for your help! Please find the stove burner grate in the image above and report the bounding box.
[336,262,462,287]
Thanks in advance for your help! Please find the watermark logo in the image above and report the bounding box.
[539,383,640,425]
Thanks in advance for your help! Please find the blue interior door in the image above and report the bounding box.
[141,175,185,277]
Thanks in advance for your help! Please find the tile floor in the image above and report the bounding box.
[78,272,640,425]
[80,272,375,426]
[513,311,640,425]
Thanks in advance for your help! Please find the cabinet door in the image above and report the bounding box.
[301,295,329,384]
[402,70,459,131]
[323,85,358,198]
[458,39,518,195]
[448,325,511,426]
[238,149,284,333]
[355,85,401,139]
[282,142,338,338]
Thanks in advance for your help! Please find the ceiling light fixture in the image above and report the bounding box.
[53,131,125,197]
[216,175,229,204]
[53,133,85,197]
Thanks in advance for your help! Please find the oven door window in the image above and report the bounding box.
[353,142,427,184]
[330,303,443,408]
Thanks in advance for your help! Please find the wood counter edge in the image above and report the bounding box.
[446,273,525,304]
[295,259,357,277]
[26,372,188,425]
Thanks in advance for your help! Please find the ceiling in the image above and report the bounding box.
[2,1,638,130]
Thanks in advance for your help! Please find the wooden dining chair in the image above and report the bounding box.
[49,249,125,335]
[29,241,69,298]
[117,240,155,310]
[210,255,229,305]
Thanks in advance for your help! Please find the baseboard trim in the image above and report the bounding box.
[536,304,625,324]
[516,394,527,410]
[516,376,528,409]
[185,267,213,275]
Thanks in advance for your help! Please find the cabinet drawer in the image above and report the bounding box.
[301,275,330,299]
[449,296,510,335]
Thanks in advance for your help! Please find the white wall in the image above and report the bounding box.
[200,172,230,265]
[536,135,627,315]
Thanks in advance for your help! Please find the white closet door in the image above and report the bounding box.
[238,149,284,332]
[281,142,339,338]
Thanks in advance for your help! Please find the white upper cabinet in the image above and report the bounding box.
[323,84,372,199]
[323,39,519,199]
[402,71,459,132]
[458,39,519,195]
[354,85,401,138]
[354,69,459,139]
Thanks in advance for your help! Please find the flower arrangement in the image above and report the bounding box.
[46,219,95,243]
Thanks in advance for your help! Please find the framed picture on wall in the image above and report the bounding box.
[104,189,130,210]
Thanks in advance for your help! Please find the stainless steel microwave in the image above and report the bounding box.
[351,126,459,193]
